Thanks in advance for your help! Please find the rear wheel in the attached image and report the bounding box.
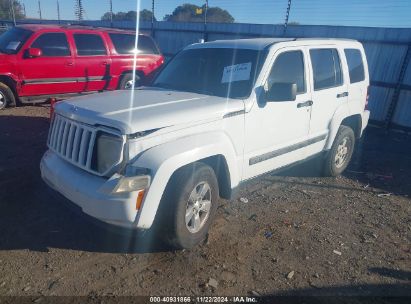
[119,73,141,90]
[323,125,355,177]
[0,82,16,110]
[157,163,219,249]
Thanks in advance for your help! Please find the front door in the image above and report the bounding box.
[243,47,312,179]
[70,32,112,92]
[18,32,78,96]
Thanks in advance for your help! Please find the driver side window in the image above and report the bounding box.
[268,50,306,94]
[31,33,71,57]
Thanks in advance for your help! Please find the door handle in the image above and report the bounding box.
[101,62,108,66]
[297,100,313,108]
[337,92,349,98]
[66,62,74,66]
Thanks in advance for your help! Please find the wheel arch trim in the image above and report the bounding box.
[131,132,240,229]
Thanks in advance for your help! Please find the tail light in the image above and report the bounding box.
[365,86,370,111]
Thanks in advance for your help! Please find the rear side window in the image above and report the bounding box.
[344,49,365,83]
[109,33,159,55]
[310,49,343,90]
[138,36,159,54]
[73,34,107,56]
[268,51,306,93]
[31,33,70,57]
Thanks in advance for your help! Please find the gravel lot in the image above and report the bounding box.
[0,105,410,299]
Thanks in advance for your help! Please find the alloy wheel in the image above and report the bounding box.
[185,181,212,234]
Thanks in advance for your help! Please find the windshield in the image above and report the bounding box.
[0,27,32,54]
[152,48,267,99]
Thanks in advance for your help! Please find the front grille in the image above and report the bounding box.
[48,114,97,172]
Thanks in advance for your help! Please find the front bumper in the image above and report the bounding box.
[40,150,141,228]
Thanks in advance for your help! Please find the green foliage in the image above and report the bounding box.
[0,0,25,20]
[163,3,234,23]
[101,9,156,22]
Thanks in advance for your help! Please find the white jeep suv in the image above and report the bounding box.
[41,38,370,249]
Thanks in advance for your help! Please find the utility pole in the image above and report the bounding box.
[204,0,208,41]
[23,3,27,18]
[38,0,42,20]
[109,0,113,27]
[151,0,155,37]
[283,0,292,36]
[9,0,16,25]
[57,0,61,23]
[75,0,84,21]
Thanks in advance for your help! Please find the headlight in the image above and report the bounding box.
[92,132,123,174]
[113,175,151,194]
[98,173,151,195]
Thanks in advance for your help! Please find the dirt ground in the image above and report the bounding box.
[0,105,410,299]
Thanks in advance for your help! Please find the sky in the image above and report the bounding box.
[20,0,411,28]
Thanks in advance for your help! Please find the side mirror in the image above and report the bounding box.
[27,48,42,58]
[265,82,297,102]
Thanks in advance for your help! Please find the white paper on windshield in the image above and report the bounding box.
[221,62,252,83]
[6,41,20,50]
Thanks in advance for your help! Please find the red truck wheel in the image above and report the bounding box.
[119,73,141,90]
[0,82,16,110]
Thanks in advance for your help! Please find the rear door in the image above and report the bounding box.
[308,47,348,143]
[18,32,77,96]
[70,32,112,92]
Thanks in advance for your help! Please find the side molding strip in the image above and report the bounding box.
[23,76,105,85]
[223,110,246,119]
[249,134,327,165]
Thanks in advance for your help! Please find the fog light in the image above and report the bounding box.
[113,175,151,194]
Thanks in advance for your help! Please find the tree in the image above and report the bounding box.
[0,0,25,20]
[101,9,156,22]
[164,3,234,23]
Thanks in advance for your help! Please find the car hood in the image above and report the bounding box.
[55,88,245,134]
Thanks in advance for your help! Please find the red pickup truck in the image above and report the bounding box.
[0,24,164,109]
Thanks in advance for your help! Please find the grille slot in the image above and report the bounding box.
[48,115,98,173]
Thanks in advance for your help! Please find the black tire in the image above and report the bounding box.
[156,162,219,249]
[0,82,16,110]
[323,125,356,177]
[119,73,141,90]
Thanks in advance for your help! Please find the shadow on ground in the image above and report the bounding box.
[274,127,411,198]
[262,268,411,301]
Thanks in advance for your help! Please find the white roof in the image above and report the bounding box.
[187,38,295,51]
[187,37,360,51]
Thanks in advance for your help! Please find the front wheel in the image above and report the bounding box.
[157,163,219,249]
[0,82,16,110]
[323,125,355,177]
